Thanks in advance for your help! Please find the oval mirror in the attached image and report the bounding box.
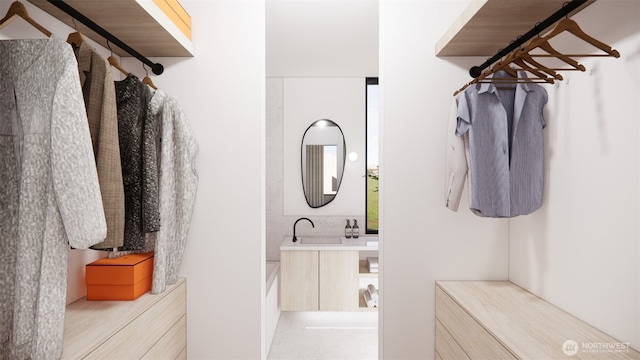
[301,119,346,208]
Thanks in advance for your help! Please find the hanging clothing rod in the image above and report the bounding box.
[469,0,587,78]
[45,0,164,75]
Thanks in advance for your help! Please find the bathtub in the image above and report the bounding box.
[266,261,281,354]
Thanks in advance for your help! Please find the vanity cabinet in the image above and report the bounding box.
[281,250,359,311]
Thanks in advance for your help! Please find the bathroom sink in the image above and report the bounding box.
[298,237,342,245]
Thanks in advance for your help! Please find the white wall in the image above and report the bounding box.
[379,1,510,358]
[283,78,365,216]
[266,76,368,261]
[266,0,378,78]
[381,0,640,358]
[508,1,640,350]
[123,1,266,358]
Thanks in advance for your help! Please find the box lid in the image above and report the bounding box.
[86,253,154,286]
[88,253,154,266]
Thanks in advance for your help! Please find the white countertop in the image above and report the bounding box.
[280,236,379,251]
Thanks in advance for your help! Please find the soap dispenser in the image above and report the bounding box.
[345,219,352,239]
[352,219,360,239]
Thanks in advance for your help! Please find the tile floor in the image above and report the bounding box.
[268,311,378,360]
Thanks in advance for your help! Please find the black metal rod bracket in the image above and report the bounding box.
[469,0,587,78]
[46,0,164,75]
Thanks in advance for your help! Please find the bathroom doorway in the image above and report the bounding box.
[265,0,380,358]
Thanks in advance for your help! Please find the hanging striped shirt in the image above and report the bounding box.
[456,71,548,218]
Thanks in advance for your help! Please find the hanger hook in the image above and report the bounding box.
[142,63,149,77]
[71,18,77,30]
[515,35,525,51]
[106,39,113,57]
[562,2,571,19]
[534,22,542,37]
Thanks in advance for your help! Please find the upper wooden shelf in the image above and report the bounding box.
[27,0,194,57]
[436,0,596,56]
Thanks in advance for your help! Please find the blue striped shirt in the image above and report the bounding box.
[456,71,547,217]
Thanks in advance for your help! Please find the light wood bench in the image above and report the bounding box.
[436,281,639,359]
[62,278,186,359]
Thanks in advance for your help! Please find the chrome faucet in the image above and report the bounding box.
[292,217,314,242]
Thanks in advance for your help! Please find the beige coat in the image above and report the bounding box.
[75,41,125,249]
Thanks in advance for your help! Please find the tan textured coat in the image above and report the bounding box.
[75,41,125,249]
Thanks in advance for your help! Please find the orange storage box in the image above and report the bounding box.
[86,253,154,301]
[153,0,192,39]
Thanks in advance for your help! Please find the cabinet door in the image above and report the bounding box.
[319,250,359,311]
[281,250,319,311]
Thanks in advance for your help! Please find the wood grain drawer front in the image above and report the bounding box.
[319,250,359,311]
[436,318,469,360]
[176,347,187,360]
[141,315,187,359]
[436,287,516,360]
[436,281,640,359]
[281,251,319,311]
[85,281,187,359]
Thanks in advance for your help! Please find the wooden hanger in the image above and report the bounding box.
[485,69,519,90]
[108,55,129,77]
[141,64,157,90]
[517,52,566,77]
[489,60,518,78]
[476,74,553,85]
[525,37,586,71]
[453,37,569,96]
[483,47,553,82]
[501,47,560,80]
[510,57,558,83]
[453,80,475,96]
[453,59,553,96]
[454,18,620,96]
[515,54,563,81]
[0,1,51,37]
[142,76,157,90]
[540,18,620,58]
[484,52,555,85]
[66,31,84,49]
[105,40,129,77]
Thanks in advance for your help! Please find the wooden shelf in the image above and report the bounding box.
[359,260,378,279]
[436,0,595,56]
[27,0,194,57]
[358,260,378,311]
[358,288,378,312]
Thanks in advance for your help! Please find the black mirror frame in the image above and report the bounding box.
[300,119,347,208]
